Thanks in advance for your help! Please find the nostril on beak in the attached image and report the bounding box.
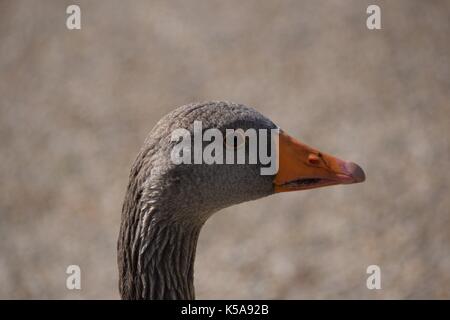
[345,162,366,183]
[308,154,321,165]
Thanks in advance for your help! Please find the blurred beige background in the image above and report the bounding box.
[0,0,449,299]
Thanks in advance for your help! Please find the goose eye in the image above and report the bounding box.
[308,153,321,165]
[224,129,246,150]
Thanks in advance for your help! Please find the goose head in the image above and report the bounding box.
[118,101,365,299]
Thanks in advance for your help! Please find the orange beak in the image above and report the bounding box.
[274,130,365,193]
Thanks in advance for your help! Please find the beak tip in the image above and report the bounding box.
[345,162,366,183]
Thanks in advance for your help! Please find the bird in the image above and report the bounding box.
[117,101,365,300]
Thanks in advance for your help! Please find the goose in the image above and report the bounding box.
[117,101,365,300]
